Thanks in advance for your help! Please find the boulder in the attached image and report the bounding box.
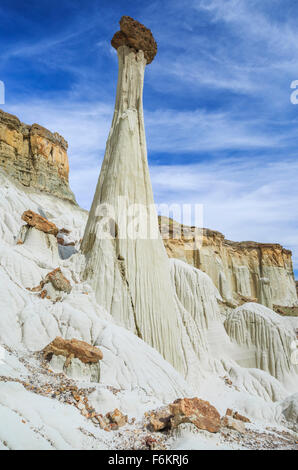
[106,409,128,428]
[225,408,251,423]
[149,407,172,431]
[111,16,157,64]
[28,268,72,301]
[43,337,103,364]
[44,268,72,294]
[149,398,221,434]
[222,415,246,433]
[169,398,221,433]
[21,210,58,236]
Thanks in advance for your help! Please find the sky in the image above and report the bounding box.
[0,0,298,276]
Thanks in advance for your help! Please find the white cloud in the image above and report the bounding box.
[145,108,282,152]
[150,156,298,269]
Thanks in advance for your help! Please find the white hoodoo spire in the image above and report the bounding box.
[81,44,187,373]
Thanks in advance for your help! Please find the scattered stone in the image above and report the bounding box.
[95,414,108,429]
[60,228,71,235]
[28,268,72,300]
[43,337,103,365]
[57,236,75,247]
[222,415,246,433]
[40,290,47,299]
[21,210,58,236]
[233,411,251,423]
[169,398,221,433]
[149,398,221,434]
[77,401,85,411]
[225,408,251,423]
[45,268,72,294]
[144,435,158,450]
[106,408,128,428]
[223,376,233,386]
[149,407,172,431]
[111,16,157,64]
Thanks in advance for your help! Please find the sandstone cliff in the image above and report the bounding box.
[159,216,297,308]
[0,109,76,203]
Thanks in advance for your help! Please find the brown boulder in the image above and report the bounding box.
[28,268,72,299]
[149,407,172,431]
[222,415,246,433]
[233,411,251,423]
[111,16,157,64]
[43,337,103,364]
[21,210,58,236]
[106,409,128,428]
[45,268,72,294]
[225,408,251,423]
[169,398,221,433]
[149,398,221,434]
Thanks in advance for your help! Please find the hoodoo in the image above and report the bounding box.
[81,17,187,373]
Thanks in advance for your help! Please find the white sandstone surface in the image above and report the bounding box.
[0,168,297,449]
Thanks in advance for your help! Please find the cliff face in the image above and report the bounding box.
[159,216,297,308]
[0,109,76,203]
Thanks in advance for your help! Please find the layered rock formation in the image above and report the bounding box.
[0,109,76,203]
[159,216,297,308]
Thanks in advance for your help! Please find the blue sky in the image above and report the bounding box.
[0,0,298,276]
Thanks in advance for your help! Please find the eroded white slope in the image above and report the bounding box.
[225,303,298,392]
[0,170,193,403]
[170,259,297,406]
[0,170,297,448]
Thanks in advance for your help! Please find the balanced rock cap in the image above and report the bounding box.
[111,16,157,64]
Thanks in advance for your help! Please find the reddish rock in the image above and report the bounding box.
[109,423,119,431]
[145,436,158,450]
[225,409,251,423]
[57,236,75,247]
[111,16,157,64]
[96,414,109,429]
[40,290,47,299]
[169,398,221,433]
[28,268,72,300]
[21,210,58,236]
[106,408,128,428]
[60,228,71,235]
[149,398,221,434]
[45,268,72,294]
[222,415,246,433]
[43,337,103,364]
[149,407,172,431]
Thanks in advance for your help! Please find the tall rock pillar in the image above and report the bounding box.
[81,17,186,374]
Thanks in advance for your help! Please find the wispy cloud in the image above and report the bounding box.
[150,156,298,267]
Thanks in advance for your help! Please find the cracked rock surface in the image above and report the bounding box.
[111,16,157,64]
